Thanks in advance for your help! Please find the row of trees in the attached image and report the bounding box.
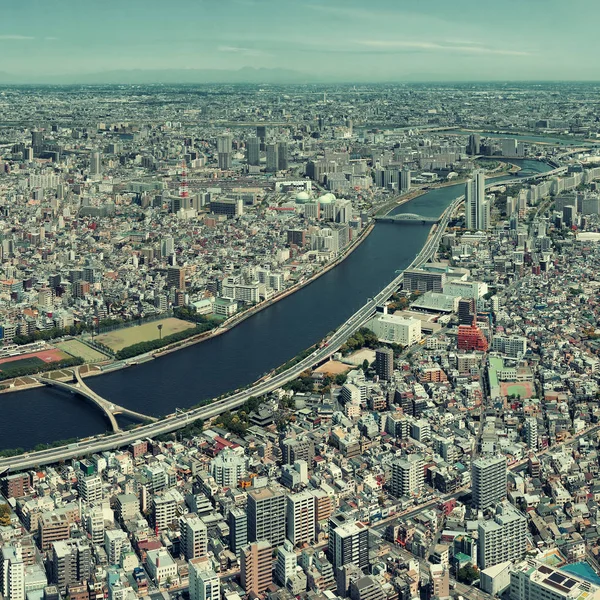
[13,324,90,345]
[0,356,84,382]
[115,328,201,360]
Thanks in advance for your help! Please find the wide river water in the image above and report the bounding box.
[0,159,551,450]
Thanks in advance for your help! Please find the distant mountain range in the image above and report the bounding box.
[0,67,329,85]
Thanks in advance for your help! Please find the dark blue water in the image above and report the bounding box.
[0,159,551,450]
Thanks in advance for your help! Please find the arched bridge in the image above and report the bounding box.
[375,213,439,224]
[36,367,157,432]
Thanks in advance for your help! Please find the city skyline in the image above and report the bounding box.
[3,0,600,82]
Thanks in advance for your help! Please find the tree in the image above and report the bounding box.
[362,359,370,371]
[0,504,11,526]
[457,565,479,585]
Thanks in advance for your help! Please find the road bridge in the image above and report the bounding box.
[36,367,157,432]
[375,213,439,224]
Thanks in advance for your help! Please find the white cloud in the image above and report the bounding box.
[0,34,35,40]
[358,39,531,56]
[217,45,271,57]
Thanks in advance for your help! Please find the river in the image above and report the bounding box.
[0,159,552,450]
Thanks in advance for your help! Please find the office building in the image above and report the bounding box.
[467,134,481,155]
[240,541,272,595]
[369,314,422,346]
[457,320,489,352]
[210,198,243,218]
[478,502,527,569]
[217,135,232,170]
[256,125,268,144]
[404,268,446,293]
[89,151,101,175]
[278,142,289,170]
[180,514,208,560]
[374,347,394,381]
[51,540,91,593]
[247,487,286,547]
[275,540,297,586]
[115,494,139,523]
[391,454,424,498]
[210,448,247,488]
[286,490,316,547]
[458,298,476,326]
[1,545,25,600]
[465,169,490,230]
[247,137,260,166]
[228,507,248,557]
[472,455,507,511]
[266,143,279,172]
[510,559,600,600]
[328,515,369,571]
[399,168,411,192]
[166,266,185,290]
[189,559,219,600]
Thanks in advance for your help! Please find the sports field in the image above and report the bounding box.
[95,317,196,352]
[56,340,108,363]
[500,382,534,399]
[0,349,70,376]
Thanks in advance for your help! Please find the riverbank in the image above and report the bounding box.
[0,220,377,395]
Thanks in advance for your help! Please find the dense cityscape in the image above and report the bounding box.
[2,77,600,600]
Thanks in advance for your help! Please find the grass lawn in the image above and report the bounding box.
[501,382,534,399]
[57,340,108,363]
[0,356,45,376]
[95,317,196,352]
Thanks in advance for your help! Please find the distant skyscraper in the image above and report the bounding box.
[266,143,279,172]
[90,151,102,175]
[217,134,232,170]
[256,126,268,144]
[472,455,507,511]
[160,236,174,258]
[277,142,289,170]
[399,168,411,193]
[247,137,260,166]
[465,170,490,230]
[375,347,394,381]
[467,134,481,155]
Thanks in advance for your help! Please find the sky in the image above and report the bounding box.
[2,0,600,82]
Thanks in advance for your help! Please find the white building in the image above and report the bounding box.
[286,491,316,547]
[465,170,490,230]
[104,529,129,566]
[275,540,297,586]
[210,448,247,488]
[369,314,421,346]
[478,502,527,569]
[189,559,220,600]
[146,548,177,585]
[1,545,25,600]
[391,454,424,498]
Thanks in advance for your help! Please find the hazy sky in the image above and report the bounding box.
[2,0,600,81]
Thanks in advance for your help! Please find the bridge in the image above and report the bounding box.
[375,213,439,224]
[36,367,157,432]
